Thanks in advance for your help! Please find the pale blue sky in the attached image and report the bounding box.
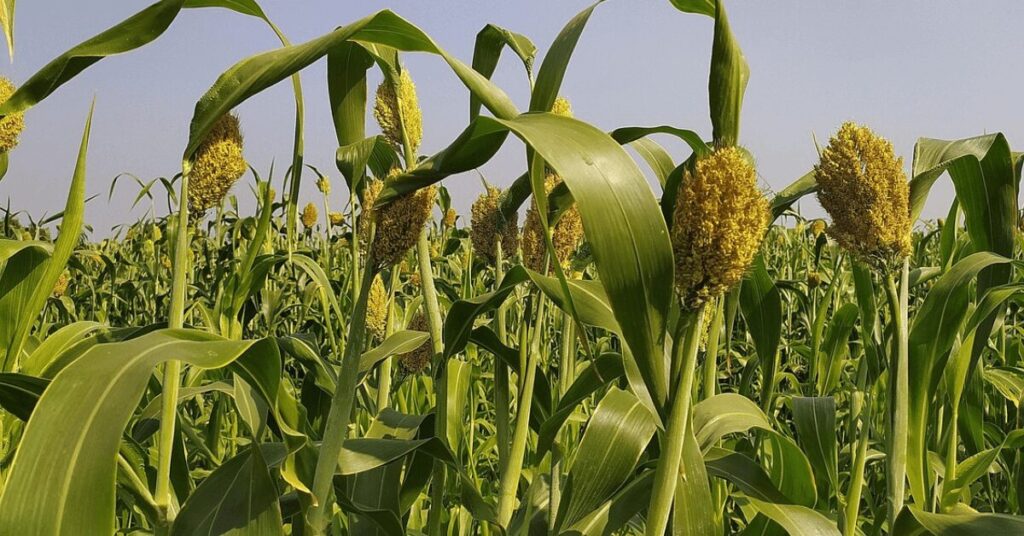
[4,1,1023,235]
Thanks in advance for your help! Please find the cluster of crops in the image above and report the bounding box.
[1,0,1023,535]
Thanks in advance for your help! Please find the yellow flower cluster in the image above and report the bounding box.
[316,176,331,195]
[470,185,519,264]
[444,208,457,228]
[188,113,247,215]
[400,312,433,374]
[810,219,826,238]
[374,70,422,156]
[0,77,24,153]
[551,96,572,118]
[328,211,345,227]
[366,171,436,268]
[301,202,318,229]
[672,146,770,308]
[815,122,910,267]
[365,274,388,340]
[51,272,69,298]
[522,171,584,273]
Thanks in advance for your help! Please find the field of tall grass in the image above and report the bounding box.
[0,1,1022,534]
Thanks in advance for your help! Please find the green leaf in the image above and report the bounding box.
[171,447,283,536]
[0,329,280,534]
[906,252,1012,506]
[554,387,657,530]
[771,170,817,220]
[0,1,185,116]
[184,10,518,160]
[0,103,92,369]
[747,499,840,536]
[0,0,14,60]
[893,507,1024,535]
[0,371,47,420]
[740,255,782,409]
[535,353,624,460]
[693,393,771,451]
[791,397,838,497]
[707,0,749,146]
[470,24,536,119]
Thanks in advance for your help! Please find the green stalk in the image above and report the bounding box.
[884,258,910,527]
[376,269,399,411]
[843,391,870,536]
[496,294,546,526]
[308,245,378,534]
[550,309,576,529]
[419,226,449,534]
[646,304,706,536]
[494,243,511,474]
[154,161,193,522]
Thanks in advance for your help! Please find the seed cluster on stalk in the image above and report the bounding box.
[366,172,437,269]
[671,146,770,308]
[365,274,388,341]
[815,121,911,268]
[400,312,432,373]
[521,97,584,273]
[470,185,519,265]
[374,69,422,156]
[187,113,247,216]
[0,77,24,153]
[301,202,318,229]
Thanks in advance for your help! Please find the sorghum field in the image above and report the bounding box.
[0,1,1022,535]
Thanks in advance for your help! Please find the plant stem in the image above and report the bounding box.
[418,227,449,534]
[884,258,910,527]
[308,250,378,534]
[646,304,706,536]
[154,163,192,522]
[496,294,545,526]
[844,391,870,536]
[376,269,399,411]
[494,243,511,477]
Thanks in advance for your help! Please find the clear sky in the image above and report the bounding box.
[4,1,1023,236]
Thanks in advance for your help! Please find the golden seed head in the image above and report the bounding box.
[374,69,422,155]
[365,274,388,340]
[301,202,318,229]
[807,271,822,289]
[400,312,433,374]
[188,113,247,215]
[316,176,331,195]
[551,96,573,118]
[522,171,583,272]
[328,211,345,227]
[444,207,457,228]
[369,171,436,268]
[51,272,69,298]
[810,219,826,238]
[360,179,384,243]
[470,185,519,265]
[815,122,911,267]
[671,146,770,308]
[0,78,24,153]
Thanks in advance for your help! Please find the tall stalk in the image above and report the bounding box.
[154,161,192,523]
[494,243,511,475]
[884,258,910,526]
[647,304,706,536]
[308,240,378,534]
[419,226,449,534]
[496,293,545,526]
